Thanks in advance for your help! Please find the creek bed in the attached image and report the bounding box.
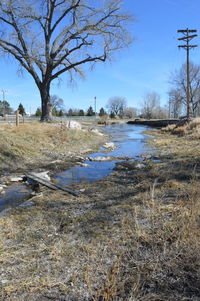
[0,124,151,211]
[53,124,151,186]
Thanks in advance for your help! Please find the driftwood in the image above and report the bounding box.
[26,173,79,197]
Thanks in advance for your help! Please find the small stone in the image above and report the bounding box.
[103,142,115,149]
[0,184,7,188]
[77,163,89,167]
[65,120,82,129]
[88,156,112,162]
[10,177,23,182]
[1,279,9,284]
[89,128,104,136]
[135,163,145,169]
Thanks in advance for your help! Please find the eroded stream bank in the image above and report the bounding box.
[0,124,152,211]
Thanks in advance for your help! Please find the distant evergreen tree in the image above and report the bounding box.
[0,100,13,116]
[52,107,58,116]
[86,106,95,116]
[35,107,42,117]
[67,108,73,116]
[110,112,115,119]
[58,109,64,117]
[79,109,84,116]
[18,103,26,115]
[99,107,106,116]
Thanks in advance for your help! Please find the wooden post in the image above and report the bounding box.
[16,110,19,126]
[22,113,25,124]
[4,114,7,121]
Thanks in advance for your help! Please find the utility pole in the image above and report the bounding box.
[177,28,198,119]
[1,89,7,101]
[94,96,97,116]
[1,89,8,116]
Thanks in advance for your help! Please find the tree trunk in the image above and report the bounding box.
[39,82,52,122]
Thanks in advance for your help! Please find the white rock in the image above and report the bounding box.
[0,187,4,192]
[77,163,89,167]
[51,160,62,164]
[10,177,23,182]
[135,163,145,169]
[66,120,82,129]
[79,188,86,192]
[103,142,115,149]
[88,156,112,162]
[1,280,9,284]
[31,171,51,181]
[90,128,104,136]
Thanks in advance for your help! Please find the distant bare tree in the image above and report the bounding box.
[141,92,160,119]
[50,95,64,111]
[124,106,137,118]
[169,62,200,117]
[0,0,133,121]
[168,89,183,118]
[106,96,127,117]
[50,95,65,116]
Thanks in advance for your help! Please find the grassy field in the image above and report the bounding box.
[1,119,200,300]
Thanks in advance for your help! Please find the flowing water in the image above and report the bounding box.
[0,124,151,212]
[53,124,151,186]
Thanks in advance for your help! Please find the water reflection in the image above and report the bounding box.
[0,184,32,211]
[53,124,150,186]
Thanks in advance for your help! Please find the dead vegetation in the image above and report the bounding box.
[161,117,200,138]
[0,121,105,173]
[1,120,200,300]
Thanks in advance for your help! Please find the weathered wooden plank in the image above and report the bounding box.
[26,173,79,197]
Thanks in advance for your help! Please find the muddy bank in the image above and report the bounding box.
[127,119,179,127]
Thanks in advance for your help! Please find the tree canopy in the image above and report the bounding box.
[86,106,95,116]
[106,96,127,117]
[0,100,13,116]
[18,103,26,115]
[0,0,132,121]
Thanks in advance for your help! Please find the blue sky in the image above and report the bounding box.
[0,0,200,114]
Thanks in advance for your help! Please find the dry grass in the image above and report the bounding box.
[0,121,105,171]
[162,117,200,138]
[1,122,200,300]
[1,151,200,300]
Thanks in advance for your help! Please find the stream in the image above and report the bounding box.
[53,124,151,185]
[0,124,151,212]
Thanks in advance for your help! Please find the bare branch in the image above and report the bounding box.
[0,0,133,120]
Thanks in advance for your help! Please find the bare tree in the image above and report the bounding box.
[169,62,200,117]
[106,96,127,117]
[168,89,183,118]
[0,0,132,121]
[50,95,64,110]
[141,92,161,119]
[50,94,65,116]
[123,106,137,118]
